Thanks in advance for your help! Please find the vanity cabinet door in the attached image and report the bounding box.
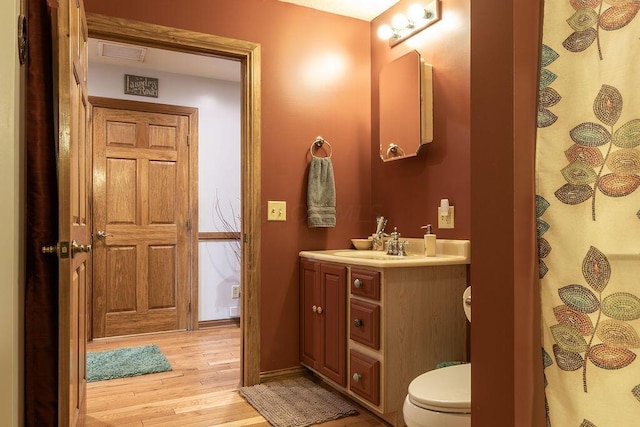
[319,263,347,386]
[300,259,321,368]
[299,259,347,387]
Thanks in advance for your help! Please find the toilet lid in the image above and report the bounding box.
[407,363,471,413]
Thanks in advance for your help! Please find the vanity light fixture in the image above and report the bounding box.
[377,0,441,47]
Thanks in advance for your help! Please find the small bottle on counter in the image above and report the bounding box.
[421,224,437,257]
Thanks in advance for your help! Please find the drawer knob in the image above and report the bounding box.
[354,318,363,328]
[352,373,362,382]
[354,278,363,288]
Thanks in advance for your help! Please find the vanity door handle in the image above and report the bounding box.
[354,318,363,328]
[353,278,363,288]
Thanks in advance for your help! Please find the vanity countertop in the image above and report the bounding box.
[299,239,470,268]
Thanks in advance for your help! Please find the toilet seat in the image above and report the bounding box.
[407,363,471,414]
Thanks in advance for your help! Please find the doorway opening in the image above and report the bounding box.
[86,13,261,386]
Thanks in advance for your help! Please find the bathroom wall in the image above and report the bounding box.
[370,0,471,240]
[1,0,23,423]
[84,0,373,372]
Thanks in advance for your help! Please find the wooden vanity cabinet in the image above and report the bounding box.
[299,259,347,387]
[300,257,467,426]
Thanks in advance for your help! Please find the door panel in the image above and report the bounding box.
[92,104,190,338]
[54,0,89,424]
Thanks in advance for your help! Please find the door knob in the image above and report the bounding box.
[71,240,92,256]
[96,230,113,239]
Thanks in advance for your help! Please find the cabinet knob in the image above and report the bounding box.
[354,318,363,328]
[352,373,362,382]
[312,305,317,313]
[316,306,323,314]
[353,278,363,288]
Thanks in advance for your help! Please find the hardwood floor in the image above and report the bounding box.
[86,326,387,426]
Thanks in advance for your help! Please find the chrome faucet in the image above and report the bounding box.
[387,227,400,255]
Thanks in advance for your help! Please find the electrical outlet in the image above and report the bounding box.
[267,200,286,221]
[438,206,455,229]
[232,284,240,299]
[229,306,240,317]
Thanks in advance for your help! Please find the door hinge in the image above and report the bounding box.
[188,302,191,313]
[243,233,248,243]
[187,134,190,146]
[186,219,191,231]
[18,15,27,65]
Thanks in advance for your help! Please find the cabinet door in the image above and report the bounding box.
[300,260,321,368]
[320,263,347,386]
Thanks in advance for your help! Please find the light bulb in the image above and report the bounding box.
[392,13,409,29]
[408,4,426,21]
[377,24,394,40]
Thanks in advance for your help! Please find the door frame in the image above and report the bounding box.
[86,13,261,386]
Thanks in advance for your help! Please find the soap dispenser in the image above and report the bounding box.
[421,224,437,257]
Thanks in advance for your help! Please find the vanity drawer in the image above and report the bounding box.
[350,269,380,301]
[349,350,380,406]
[350,299,380,350]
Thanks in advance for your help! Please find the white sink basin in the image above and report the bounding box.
[299,239,470,268]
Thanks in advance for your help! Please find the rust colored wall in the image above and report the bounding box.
[370,0,471,240]
[84,0,373,372]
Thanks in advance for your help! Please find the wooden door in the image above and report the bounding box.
[52,0,90,424]
[92,102,190,338]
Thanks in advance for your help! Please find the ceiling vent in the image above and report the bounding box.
[98,41,147,62]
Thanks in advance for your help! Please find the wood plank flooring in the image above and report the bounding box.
[86,326,387,426]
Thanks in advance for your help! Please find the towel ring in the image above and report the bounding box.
[310,136,333,159]
[386,143,405,158]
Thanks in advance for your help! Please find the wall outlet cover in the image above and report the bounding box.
[437,206,455,229]
[232,284,240,299]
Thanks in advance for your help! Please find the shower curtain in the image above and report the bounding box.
[537,1,640,425]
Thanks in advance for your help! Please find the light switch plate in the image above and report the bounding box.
[267,201,287,221]
[437,206,455,229]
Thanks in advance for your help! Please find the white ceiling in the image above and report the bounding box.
[279,0,398,21]
[88,38,242,82]
[88,1,396,81]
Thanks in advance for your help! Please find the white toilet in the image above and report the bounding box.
[402,287,471,427]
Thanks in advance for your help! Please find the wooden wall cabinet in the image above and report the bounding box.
[300,257,468,427]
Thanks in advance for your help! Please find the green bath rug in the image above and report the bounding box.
[86,344,172,382]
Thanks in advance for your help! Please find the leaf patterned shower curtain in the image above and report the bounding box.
[537,1,640,425]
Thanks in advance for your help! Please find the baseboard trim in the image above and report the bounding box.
[259,366,306,382]
[198,318,240,329]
